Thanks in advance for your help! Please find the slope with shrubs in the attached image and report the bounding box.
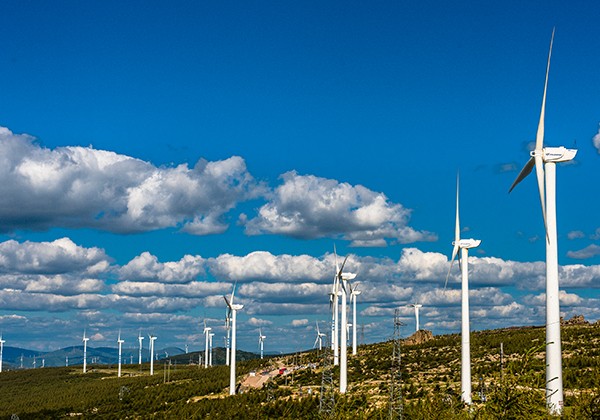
[0,323,598,419]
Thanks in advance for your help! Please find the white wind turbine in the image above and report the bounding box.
[446,175,481,405]
[349,282,361,356]
[138,331,144,365]
[258,328,266,359]
[509,30,575,415]
[313,321,325,351]
[82,330,90,373]
[149,334,157,375]
[334,249,356,394]
[328,264,340,366]
[117,331,124,378]
[224,283,243,395]
[408,303,423,332]
[0,334,4,373]
[203,320,211,368]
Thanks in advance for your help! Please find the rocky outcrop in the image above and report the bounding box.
[404,329,433,346]
[561,315,589,326]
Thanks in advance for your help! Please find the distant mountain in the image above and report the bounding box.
[1,345,186,369]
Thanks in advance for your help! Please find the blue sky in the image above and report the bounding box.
[0,0,598,354]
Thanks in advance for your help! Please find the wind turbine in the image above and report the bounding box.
[446,175,481,405]
[117,331,124,378]
[329,261,340,366]
[334,248,356,394]
[313,321,325,351]
[408,303,423,332]
[224,283,243,395]
[138,330,144,365]
[509,30,575,415]
[203,320,211,368]
[149,334,157,375]
[0,334,4,373]
[349,282,361,355]
[258,328,266,359]
[82,330,89,373]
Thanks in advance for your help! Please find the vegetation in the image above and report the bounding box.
[0,323,598,418]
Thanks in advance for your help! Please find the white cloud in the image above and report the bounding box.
[243,171,436,246]
[208,251,328,282]
[291,319,309,327]
[0,127,260,234]
[119,252,205,283]
[0,238,110,275]
[246,317,273,327]
[566,244,600,260]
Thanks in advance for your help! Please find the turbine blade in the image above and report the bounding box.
[455,175,460,243]
[536,29,554,153]
[509,157,535,193]
[223,295,232,309]
[314,336,319,348]
[334,244,339,274]
[444,245,459,289]
[535,154,548,239]
[338,255,349,278]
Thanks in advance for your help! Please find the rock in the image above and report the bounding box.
[561,315,589,326]
[404,329,433,345]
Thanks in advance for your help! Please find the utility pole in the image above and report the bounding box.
[319,330,335,419]
[388,308,405,420]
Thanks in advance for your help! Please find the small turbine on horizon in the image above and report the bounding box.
[149,334,157,375]
[117,331,125,378]
[349,282,362,355]
[203,320,211,368]
[224,283,243,395]
[82,330,90,374]
[258,328,266,359]
[138,330,144,365]
[313,321,325,351]
[408,303,423,332]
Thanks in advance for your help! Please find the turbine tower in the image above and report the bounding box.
[509,30,575,415]
[329,262,340,366]
[0,334,4,373]
[224,283,243,395]
[349,282,361,355]
[408,303,423,332]
[209,332,215,366]
[258,328,266,359]
[334,248,356,394]
[117,331,124,378]
[225,308,231,366]
[138,330,144,365]
[82,330,89,373]
[203,320,211,368]
[149,334,157,375]
[446,175,481,405]
[313,321,325,351]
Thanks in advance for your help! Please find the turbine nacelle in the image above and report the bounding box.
[452,239,482,249]
[534,146,577,163]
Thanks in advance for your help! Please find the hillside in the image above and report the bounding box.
[0,323,598,419]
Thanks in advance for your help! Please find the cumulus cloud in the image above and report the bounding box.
[111,280,230,298]
[0,237,110,275]
[208,251,328,282]
[119,252,205,283]
[242,171,436,246]
[291,319,309,327]
[246,317,273,327]
[0,127,260,234]
[566,244,600,260]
